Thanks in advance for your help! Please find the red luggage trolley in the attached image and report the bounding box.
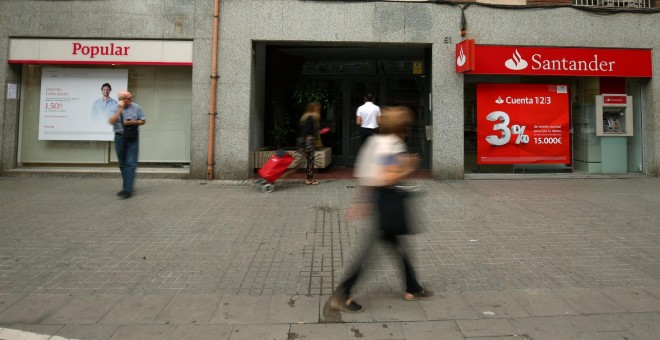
[255,151,295,193]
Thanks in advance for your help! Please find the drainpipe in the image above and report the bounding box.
[207,0,220,180]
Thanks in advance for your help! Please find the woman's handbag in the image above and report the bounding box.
[375,187,410,235]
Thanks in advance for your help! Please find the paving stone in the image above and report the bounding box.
[461,291,529,318]
[369,294,427,322]
[226,324,290,340]
[599,287,660,313]
[401,320,464,340]
[99,295,173,324]
[507,289,579,317]
[619,312,660,339]
[288,323,348,339]
[456,318,518,338]
[108,325,177,340]
[209,295,270,324]
[344,322,406,339]
[0,295,70,324]
[169,324,234,340]
[54,325,120,340]
[509,316,586,339]
[265,294,319,324]
[640,285,660,299]
[0,327,54,340]
[0,295,25,315]
[42,295,124,325]
[419,291,481,321]
[510,313,652,340]
[554,288,627,314]
[154,294,223,325]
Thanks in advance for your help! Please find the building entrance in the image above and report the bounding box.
[262,44,431,168]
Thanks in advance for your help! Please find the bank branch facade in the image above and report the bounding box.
[0,1,658,179]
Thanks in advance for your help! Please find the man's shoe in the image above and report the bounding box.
[119,191,132,199]
[117,190,127,196]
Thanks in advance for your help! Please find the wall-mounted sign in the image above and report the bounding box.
[9,38,193,66]
[602,95,627,104]
[413,60,424,75]
[39,68,128,141]
[458,45,652,78]
[455,39,475,73]
[477,84,570,164]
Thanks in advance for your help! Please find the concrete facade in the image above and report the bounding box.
[0,0,658,179]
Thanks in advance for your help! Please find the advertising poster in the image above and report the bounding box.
[39,68,128,141]
[477,84,570,164]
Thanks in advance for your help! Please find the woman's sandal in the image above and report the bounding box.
[404,289,436,301]
[305,180,319,185]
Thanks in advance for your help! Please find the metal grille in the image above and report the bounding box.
[574,0,652,8]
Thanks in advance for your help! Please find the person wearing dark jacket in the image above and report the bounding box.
[298,102,321,185]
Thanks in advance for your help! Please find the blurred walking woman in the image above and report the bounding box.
[329,106,434,313]
[299,102,321,185]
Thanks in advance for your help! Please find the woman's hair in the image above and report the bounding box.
[305,101,321,113]
[300,102,321,125]
[379,106,414,135]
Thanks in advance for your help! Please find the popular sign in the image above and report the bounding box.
[9,38,193,66]
[477,84,570,164]
[457,45,652,78]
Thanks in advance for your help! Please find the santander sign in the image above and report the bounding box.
[464,45,652,78]
[505,49,615,72]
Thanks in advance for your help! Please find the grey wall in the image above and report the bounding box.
[461,6,660,178]
[0,0,214,178]
[216,0,659,179]
[1,0,658,179]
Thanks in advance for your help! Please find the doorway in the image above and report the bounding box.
[262,44,431,168]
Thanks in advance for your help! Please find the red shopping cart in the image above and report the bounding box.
[255,151,295,193]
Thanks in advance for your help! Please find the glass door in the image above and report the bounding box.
[325,79,382,166]
[386,76,430,169]
[346,80,381,164]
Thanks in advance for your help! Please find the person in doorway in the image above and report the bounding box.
[298,102,321,185]
[328,106,433,313]
[91,83,118,125]
[108,90,145,199]
[356,93,381,145]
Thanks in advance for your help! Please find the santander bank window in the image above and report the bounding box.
[463,77,644,175]
[460,44,648,175]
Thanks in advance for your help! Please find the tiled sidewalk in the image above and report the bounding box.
[0,177,659,339]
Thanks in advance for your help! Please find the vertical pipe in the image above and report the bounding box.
[207,0,220,180]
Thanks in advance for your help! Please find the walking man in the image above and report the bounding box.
[109,90,145,199]
[356,93,381,145]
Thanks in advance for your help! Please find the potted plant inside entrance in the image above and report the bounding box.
[254,82,333,169]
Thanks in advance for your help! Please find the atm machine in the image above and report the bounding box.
[595,94,633,173]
